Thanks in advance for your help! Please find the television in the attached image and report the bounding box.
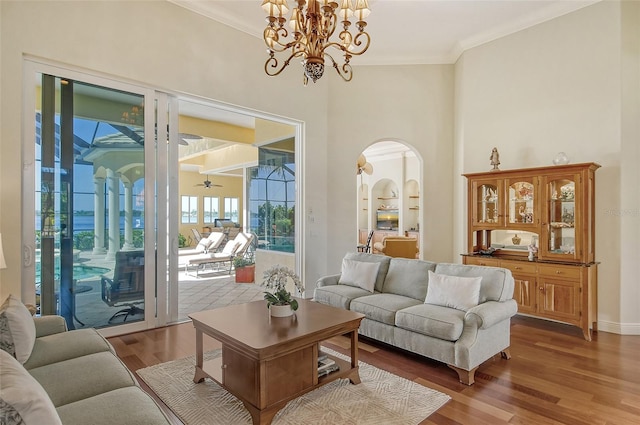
[376,209,399,230]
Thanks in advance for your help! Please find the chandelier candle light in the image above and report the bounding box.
[262,0,371,85]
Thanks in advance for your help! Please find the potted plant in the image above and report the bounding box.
[233,257,255,283]
[261,265,305,317]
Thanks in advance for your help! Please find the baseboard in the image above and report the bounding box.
[597,320,640,335]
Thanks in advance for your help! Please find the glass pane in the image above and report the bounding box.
[247,148,296,253]
[181,196,197,224]
[509,181,534,224]
[35,74,146,329]
[548,179,575,254]
[203,196,219,224]
[477,183,498,224]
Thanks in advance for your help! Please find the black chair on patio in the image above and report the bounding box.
[101,250,145,323]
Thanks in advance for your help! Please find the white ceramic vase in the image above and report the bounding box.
[269,304,294,317]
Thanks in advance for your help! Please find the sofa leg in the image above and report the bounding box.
[501,348,512,359]
[448,364,477,385]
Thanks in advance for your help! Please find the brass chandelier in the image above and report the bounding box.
[262,0,371,85]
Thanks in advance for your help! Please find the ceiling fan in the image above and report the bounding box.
[195,175,223,189]
[357,154,373,176]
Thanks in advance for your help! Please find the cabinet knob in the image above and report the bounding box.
[514,266,522,270]
[539,287,543,291]
[555,270,561,274]
[222,364,227,369]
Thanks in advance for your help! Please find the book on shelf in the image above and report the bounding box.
[317,357,339,377]
[318,357,335,370]
[318,363,339,377]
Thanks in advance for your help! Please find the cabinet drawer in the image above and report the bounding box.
[538,264,581,280]
[500,261,537,275]
[464,257,500,267]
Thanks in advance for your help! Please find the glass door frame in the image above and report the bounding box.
[22,58,167,337]
[22,59,306,332]
[168,94,305,322]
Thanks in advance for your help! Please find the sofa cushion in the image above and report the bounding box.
[28,351,137,407]
[350,294,421,326]
[343,252,391,293]
[0,294,36,364]
[24,328,114,370]
[396,304,466,342]
[425,270,481,311]
[313,285,372,310]
[381,258,437,301]
[0,349,63,425]
[434,263,514,302]
[338,258,380,292]
[56,387,171,425]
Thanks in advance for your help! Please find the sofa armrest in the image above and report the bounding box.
[33,315,68,337]
[465,299,518,330]
[316,273,341,288]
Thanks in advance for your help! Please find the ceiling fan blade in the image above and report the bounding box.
[363,162,373,175]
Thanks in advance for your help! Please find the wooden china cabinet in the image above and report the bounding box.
[462,163,600,340]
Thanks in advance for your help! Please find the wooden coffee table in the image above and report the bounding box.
[189,299,365,425]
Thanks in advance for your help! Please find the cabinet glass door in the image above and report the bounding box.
[507,179,537,227]
[471,180,503,227]
[544,176,579,261]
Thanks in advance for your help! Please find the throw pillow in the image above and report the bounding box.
[425,270,482,311]
[0,294,36,364]
[338,259,380,293]
[0,350,63,425]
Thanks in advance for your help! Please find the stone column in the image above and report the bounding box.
[92,177,107,255]
[106,169,121,260]
[122,181,134,250]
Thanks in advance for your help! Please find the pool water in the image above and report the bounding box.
[35,264,111,283]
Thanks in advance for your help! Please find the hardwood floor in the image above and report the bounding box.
[108,315,640,425]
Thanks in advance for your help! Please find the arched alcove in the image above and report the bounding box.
[356,141,422,256]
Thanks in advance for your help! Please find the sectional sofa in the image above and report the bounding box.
[0,294,171,425]
[314,252,518,384]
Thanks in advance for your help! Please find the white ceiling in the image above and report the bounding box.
[169,0,600,65]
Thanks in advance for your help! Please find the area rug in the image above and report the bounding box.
[137,348,451,425]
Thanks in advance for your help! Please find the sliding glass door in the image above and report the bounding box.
[24,61,165,333]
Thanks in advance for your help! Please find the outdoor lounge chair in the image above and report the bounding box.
[178,232,224,257]
[191,228,203,243]
[101,250,145,323]
[185,232,255,277]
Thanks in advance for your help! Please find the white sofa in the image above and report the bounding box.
[314,252,518,384]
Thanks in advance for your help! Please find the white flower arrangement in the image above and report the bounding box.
[261,265,304,311]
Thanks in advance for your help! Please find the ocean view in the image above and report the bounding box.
[36,214,144,235]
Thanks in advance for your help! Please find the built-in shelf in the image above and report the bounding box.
[409,195,419,199]
[378,197,398,200]
[409,207,419,210]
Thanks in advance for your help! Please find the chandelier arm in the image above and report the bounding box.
[323,31,370,57]
[265,50,306,77]
[264,26,297,53]
[325,52,353,82]
[351,31,371,55]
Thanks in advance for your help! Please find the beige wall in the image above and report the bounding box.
[454,1,640,333]
[326,64,455,270]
